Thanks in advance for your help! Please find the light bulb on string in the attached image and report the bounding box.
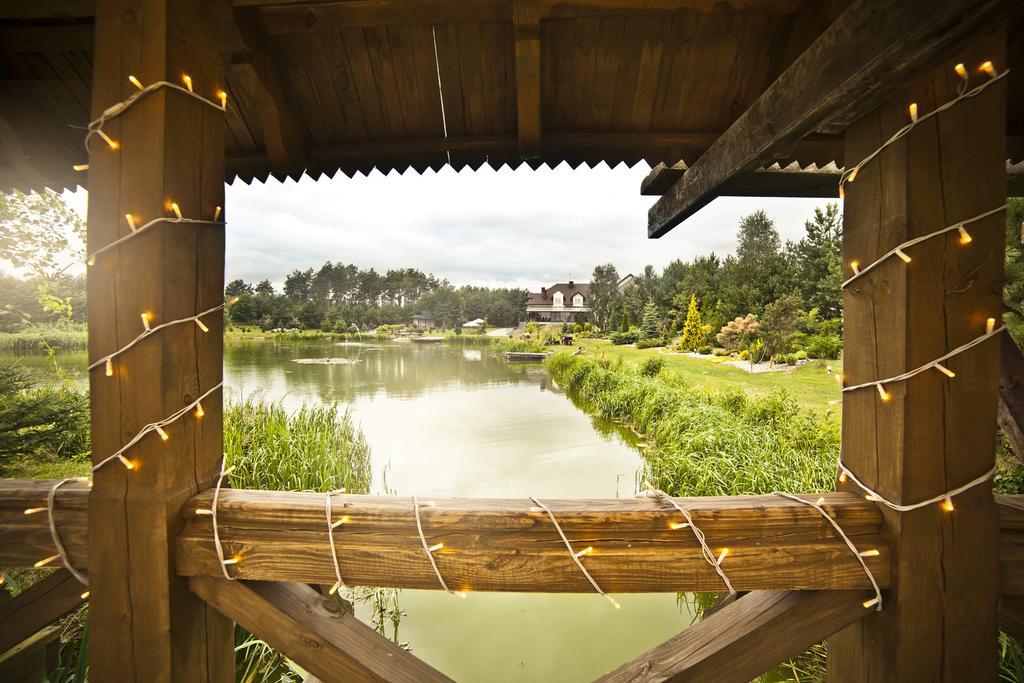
[73,164,89,172]
[908,102,918,122]
[140,312,152,332]
[859,549,880,557]
[847,167,858,183]
[214,206,222,221]
[987,318,997,335]
[217,89,227,108]
[838,472,847,484]
[34,555,59,568]
[170,202,183,220]
[195,318,210,333]
[105,358,114,376]
[716,548,730,565]
[954,63,967,80]
[979,61,996,78]
[182,74,193,92]
[850,261,860,276]
[574,546,594,558]
[428,543,444,553]
[125,213,137,232]
[331,515,350,529]
[129,75,144,90]
[895,249,911,263]
[863,597,880,609]
[876,384,891,402]
[195,402,205,418]
[81,591,90,600]
[957,225,972,244]
[155,425,169,441]
[96,129,119,151]
[934,363,955,378]
[941,497,955,512]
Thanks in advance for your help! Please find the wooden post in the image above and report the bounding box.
[86,1,233,680]
[830,27,1006,680]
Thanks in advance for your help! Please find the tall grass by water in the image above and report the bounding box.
[0,326,88,353]
[224,397,372,494]
[547,352,838,496]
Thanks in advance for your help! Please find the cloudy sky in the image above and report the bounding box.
[64,163,833,290]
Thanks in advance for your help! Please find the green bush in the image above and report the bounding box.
[806,333,843,359]
[635,337,666,349]
[738,349,750,360]
[639,357,666,377]
[794,350,808,361]
[610,329,640,345]
[697,345,713,355]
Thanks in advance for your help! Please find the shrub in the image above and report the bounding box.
[610,329,640,345]
[738,349,750,360]
[697,345,713,355]
[0,364,90,468]
[639,357,666,377]
[716,314,759,350]
[635,337,665,349]
[712,348,730,357]
[806,333,843,359]
[794,350,808,361]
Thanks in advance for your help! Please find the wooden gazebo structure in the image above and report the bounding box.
[1,0,1023,680]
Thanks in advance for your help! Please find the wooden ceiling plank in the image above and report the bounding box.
[596,590,870,682]
[232,8,308,170]
[408,25,446,139]
[513,0,541,156]
[362,26,409,137]
[190,577,452,683]
[431,23,468,138]
[339,27,389,140]
[647,0,1010,237]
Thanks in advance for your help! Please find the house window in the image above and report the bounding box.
[572,293,584,307]
[553,291,564,307]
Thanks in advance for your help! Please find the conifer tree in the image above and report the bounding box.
[680,294,704,350]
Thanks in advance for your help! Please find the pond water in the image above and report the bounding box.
[225,339,689,682]
[4,340,690,681]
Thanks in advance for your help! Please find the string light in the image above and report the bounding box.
[91,382,222,471]
[842,205,1005,289]
[530,497,620,609]
[81,591,90,600]
[217,89,227,108]
[195,456,237,579]
[838,64,1008,195]
[643,488,736,595]
[214,206,222,222]
[837,457,995,513]
[170,202,183,220]
[941,497,955,513]
[85,212,225,266]
[195,402,205,418]
[73,164,89,172]
[842,323,1005,399]
[141,312,152,332]
[88,300,236,375]
[125,213,137,231]
[773,492,882,611]
[82,76,226,154]
[26,477,91,585]
[182,74,193,92]
[35,555,59,568]
[574,546,594,558]
[412,493,460,596]
[954,63,967,80]
[95,129,119,151]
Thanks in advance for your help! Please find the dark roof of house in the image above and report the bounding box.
[527,282,590,306]
[410,311,435,320]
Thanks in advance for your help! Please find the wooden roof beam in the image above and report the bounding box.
[231,8,308,174]
[190,577,452,682]
[596,590,870,682]
[645,0,1010,237]
[514,0,542,159]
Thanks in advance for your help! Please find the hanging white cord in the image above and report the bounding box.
[83,79,226,153]
[842,205,1007,289]
[195,455,235,579]
[530,496,620,608]
[87,300,235,373]
[838,69,1008,192]
[837,458,996,513]
[91,382,222,471]
[412,493,461,596]
[841,327,1005,395]
[325,488,348,595]
[773,492,882,610]
[642,489,735,595]
[29,477,91,585]
[85,216,225,266]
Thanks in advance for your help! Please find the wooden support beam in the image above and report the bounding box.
[1000,333,1024,461]
[596,590,869,682]
[0,570,85,656]
[646,0,1008,237]
[190,577,452,683]
[0,625,61,682]
[829,28,1007,680]
[513,0,542,158]
[231,8,307,173]
[86,1,234,680]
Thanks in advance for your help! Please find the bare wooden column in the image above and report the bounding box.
[86,1,233,680]
[830,28,1006,680]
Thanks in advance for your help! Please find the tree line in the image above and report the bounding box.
[224,262,527,330]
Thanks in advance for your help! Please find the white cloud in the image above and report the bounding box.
[62,164,835,289]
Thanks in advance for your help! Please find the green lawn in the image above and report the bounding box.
[578,339,843,420]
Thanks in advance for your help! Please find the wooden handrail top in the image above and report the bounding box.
[3,479,1024,594]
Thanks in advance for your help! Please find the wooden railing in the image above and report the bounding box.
[5,479,1024,596]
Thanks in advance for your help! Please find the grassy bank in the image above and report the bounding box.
[580,338,841,420]
[548,352,838,496]
[0,325,88,353]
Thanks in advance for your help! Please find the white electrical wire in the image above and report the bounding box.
[841,327,1004,396]
[412,493,461,596]
[838,68,1008,193]
[91,382,223,471]
[325,488,348,595]
[85,215,225,266]
[84,79,226,153]
[529,496,620,608]
[27,477,91,585]
[842,204,1007,289]
[837,457,995,513]
[194,456,236,579]
[643,489,736,595]
[773,492,882,611]
[87,300,236,374]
